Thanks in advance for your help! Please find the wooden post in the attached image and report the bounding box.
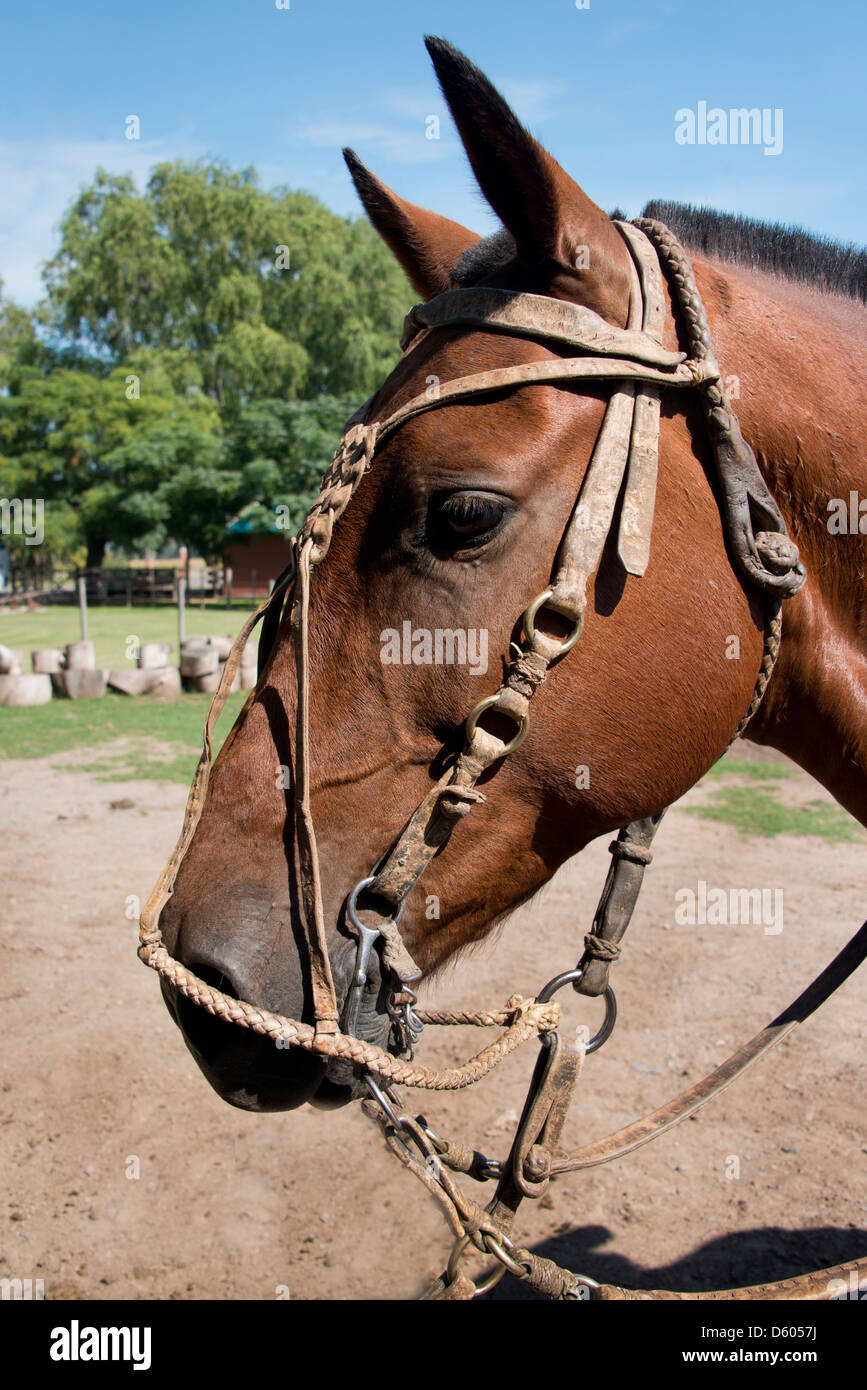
[225,567,233,609]
[77,575,88,641]
[178,575,187,646]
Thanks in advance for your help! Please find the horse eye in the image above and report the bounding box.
[432,492,508,547]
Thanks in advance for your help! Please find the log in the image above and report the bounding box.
[208,634,234,660]
[182,666,240,694]
[0,673,53,707]
[0,644,24,674]
[179,643,219,678]
[65,640,96,671]
[182,669,222,694]
[137,642,172,670]
[108,669,162,696]
[51,669,108,699]
[149,667,182,702]
[31,647,64,674]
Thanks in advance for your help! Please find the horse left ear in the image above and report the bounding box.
[424,35,632,322]
[344,148,481,299]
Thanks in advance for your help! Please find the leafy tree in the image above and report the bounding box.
[2,160,413,575]
[223,393,364,533]
[44,162,411,411]
[0,355,220,566]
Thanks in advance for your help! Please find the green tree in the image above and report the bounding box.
[43,162,410,411]
[223,393,364,534]
[0,355,220,567]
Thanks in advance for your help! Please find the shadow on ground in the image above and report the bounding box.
[481,1224,867,1300]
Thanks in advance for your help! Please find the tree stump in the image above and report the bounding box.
[0,645,24,675]
[138,642,172,670]
[51,669,108,699]
[32,648,65,674]
[65,640,96,671]
[0,673,53,707]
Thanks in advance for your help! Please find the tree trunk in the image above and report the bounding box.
[85,537,106,569]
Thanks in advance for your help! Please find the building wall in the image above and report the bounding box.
[223,536,294,597]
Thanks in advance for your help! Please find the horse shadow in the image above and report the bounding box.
[480,1222,867,1300]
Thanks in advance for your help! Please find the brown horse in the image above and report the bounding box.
[156,37,866,1113]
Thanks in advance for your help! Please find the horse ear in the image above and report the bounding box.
[343,148,481,299]
[423,36,632,320]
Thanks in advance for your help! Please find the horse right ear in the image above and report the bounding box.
[343,148,480,299]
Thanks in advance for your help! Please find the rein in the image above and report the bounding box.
[138,220,867,1299]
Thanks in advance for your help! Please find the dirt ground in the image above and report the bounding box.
[2,739,865,1302]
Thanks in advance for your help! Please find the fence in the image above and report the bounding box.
[1,565,227,606]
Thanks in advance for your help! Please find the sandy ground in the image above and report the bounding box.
[1,739,865,1302]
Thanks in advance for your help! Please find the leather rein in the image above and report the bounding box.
[139,219,867,1300]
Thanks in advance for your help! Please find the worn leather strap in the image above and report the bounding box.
[400,284,686,366]
[576,814,666,997]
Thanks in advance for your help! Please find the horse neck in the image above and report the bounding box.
[695,258,867,824]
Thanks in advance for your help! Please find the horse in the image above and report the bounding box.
[145,35,866,1156]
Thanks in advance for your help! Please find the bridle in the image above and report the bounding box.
[139,219,867,1299]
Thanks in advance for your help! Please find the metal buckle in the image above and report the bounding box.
[536,967,617,1054]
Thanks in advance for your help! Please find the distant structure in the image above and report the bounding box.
[223,506,292,599]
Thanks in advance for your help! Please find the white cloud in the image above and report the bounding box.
[294,117,457,166]
[498,77,567,127]
[0,135,205,306]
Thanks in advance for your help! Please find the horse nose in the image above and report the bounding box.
[157,879,359,1110]
[169,962,327,1111]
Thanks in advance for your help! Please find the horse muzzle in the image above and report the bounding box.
[158,912,393,1112]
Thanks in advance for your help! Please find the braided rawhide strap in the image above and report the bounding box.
[633,218,806,597]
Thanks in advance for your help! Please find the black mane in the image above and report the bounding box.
[450,201,866,304]
[642,200,866,304]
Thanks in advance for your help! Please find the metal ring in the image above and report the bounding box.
[535,968,618,1054]
[446,1233,508,1296]
[481,1232,531,1280]
[346,874,405,932]
[522,588,584,655]
[464,693,529,756]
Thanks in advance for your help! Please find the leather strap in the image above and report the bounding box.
[576,814,666,997]
[400,285,686,366]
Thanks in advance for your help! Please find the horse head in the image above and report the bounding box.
[155,38,769,1111]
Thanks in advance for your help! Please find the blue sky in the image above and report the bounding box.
[0,0,863,305]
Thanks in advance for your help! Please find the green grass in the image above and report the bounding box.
[0,603,258,672]
[686,786,862,842]
[0,689,249,780]
[68,748,216,785]
[705,754,794,781]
